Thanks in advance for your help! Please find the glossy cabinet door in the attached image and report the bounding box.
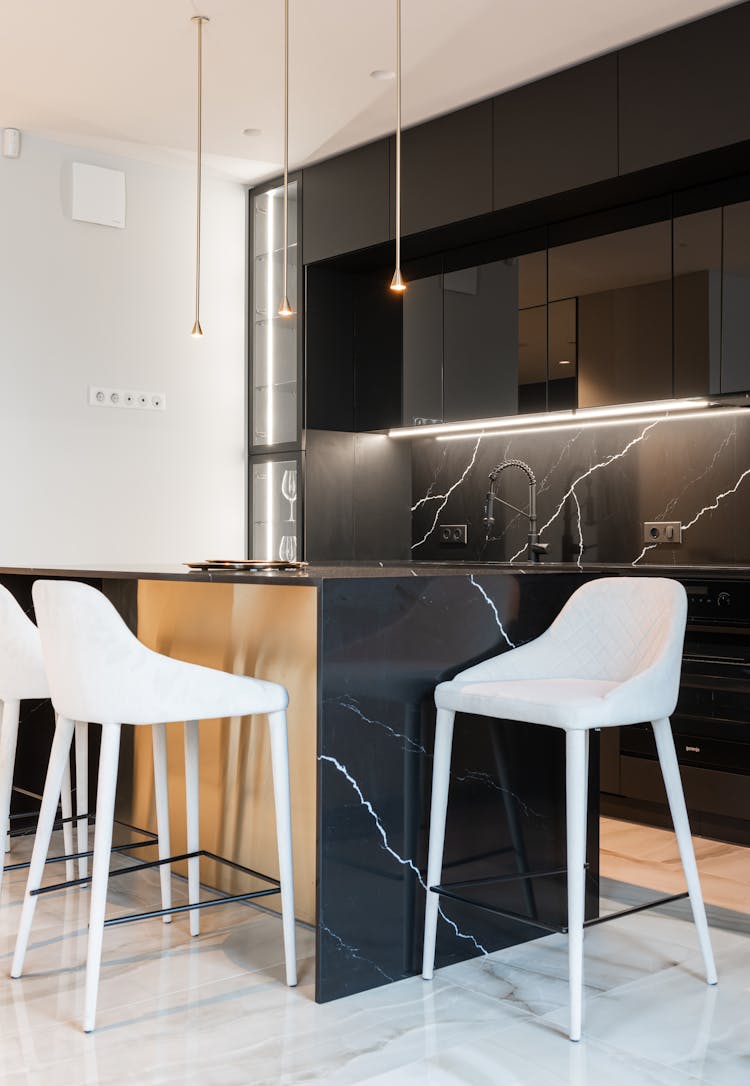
[674,208,722,398]
[722,200,750,394]
[549,218,672,408]
[251,178,300,450]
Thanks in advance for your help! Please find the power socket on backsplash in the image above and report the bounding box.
[440,524,468,545]
[643,521,683,544]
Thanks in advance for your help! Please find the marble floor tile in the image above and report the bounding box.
[0,817,748,1085]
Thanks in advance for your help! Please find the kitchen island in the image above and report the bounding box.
[2,562,619,1001]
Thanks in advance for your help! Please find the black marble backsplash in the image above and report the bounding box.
[411,412,750,567]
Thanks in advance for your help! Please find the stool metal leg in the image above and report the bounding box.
[268,709,297,986]
[652,717,717,986]
[83,723,121,1033]
[0,700,20,892]
[184,719,200,937]
[422,708,455,981]
[11,716,76,980]
[151,723,172,923]
[75,721,89,881]
[566,728,589,1042]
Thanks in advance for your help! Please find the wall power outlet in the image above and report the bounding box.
[89,386,166,411]
[440,524,468,545]
[643,521,682,544]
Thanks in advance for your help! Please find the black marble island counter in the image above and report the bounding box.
[2,560,732,1003]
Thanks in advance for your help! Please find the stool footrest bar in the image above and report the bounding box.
[579,891,689,930]
[30,848,281,896]
[103,887,281,927]
[433,866,570,893]
[431,886,563,933]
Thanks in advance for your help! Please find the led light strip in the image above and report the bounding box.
[388,398,713,439]
[437,406,749,442]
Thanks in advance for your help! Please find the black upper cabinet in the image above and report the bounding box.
[673,208,722,398]
[302,140,390,264]
[390,102,493,237]
[492,56,618,211]
[549,217,673,408]
[721,200,750,394]
[619,4,750,175]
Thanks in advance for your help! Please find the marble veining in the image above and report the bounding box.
[412,437,482,550]
[468,574,516,647]
[506,421,663,564]
[318,753,490,959]
[411,412,750,566]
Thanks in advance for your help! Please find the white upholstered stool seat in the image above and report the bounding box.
[0,585,88,893]
[423,576,717,1042]
[11,580,296,1033]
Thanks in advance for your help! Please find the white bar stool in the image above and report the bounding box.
[422,576,717,1042]
[0,585,88,892]
[11,580,296,1033]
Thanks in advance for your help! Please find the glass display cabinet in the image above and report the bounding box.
[249,175,303,559]
[250,453,302,563]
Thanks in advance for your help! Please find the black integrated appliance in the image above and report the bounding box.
[612,577,750,845]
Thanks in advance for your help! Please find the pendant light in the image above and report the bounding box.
[390,0,406,293]
[191,14,209,337]
[278,0,294,318]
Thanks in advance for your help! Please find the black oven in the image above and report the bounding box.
[616,578,750,841]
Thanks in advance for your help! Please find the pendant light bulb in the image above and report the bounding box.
[391,0,406,294]
[190,15,209,339]
[278,0,294,319]
[390,268,406,293]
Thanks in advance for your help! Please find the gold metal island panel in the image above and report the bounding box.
[120,580,318,925]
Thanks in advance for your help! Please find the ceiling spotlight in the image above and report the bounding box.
[370,69,395,80]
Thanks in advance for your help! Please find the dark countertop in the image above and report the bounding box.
[1,561,748,587]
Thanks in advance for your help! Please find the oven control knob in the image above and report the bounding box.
[717,591,731,607]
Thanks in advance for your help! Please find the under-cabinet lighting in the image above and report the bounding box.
[436,407,748,442]
[388,398,712,439]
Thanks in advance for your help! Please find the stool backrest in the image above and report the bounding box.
[0,585,49,700]
[32,579,144,723]
[458,577,687,706]
[536,576,686,684]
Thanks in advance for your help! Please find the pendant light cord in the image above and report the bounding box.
[191,15,208,335]
[390,0,405,291]
[395,0,401,274]
[282,0,289,305]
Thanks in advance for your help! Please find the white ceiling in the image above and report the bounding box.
[0,0,740,184]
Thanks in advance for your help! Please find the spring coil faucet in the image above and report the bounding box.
[483,458,549,562]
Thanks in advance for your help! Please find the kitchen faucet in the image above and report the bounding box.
[483,458,549,563]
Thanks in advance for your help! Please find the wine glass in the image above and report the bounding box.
[279,535,297,563]
[281,468,297,522]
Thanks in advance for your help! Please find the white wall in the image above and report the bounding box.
[0,134,247,566]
